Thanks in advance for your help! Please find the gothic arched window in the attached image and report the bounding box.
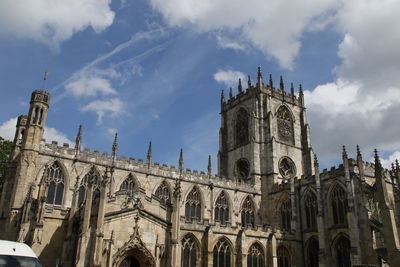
[182,235,198,267]
[306,237,319,267]
[213,239,232,267]
[276,106,294,144]
[235,108,249,147]
[331,185,347,225]
[120,174,135,193]
[185,187,201,221]
[277,246,290,267]
[236,158,250,182]
[280,198,291,231]
[241,196,255,227]
[335,236,351,267]
[155,181,170,204]
[215,192,230,225]
[45,162,65,205]
[304,191,317,229]
[77,167,100,206]
[247,243,265,267]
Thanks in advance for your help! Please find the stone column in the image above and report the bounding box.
[314,155,326,267]
[94,176,108,265]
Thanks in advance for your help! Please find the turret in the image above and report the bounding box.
[23,90,50,150]
[10,115,28,159]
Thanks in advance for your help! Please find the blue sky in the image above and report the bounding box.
[1,0,400,172]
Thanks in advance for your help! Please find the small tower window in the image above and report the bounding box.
[304,191,317,229]
[276,106,294,144]
[247,243,265,267]
[45,162,64,205]
[235,108,249,146]
[185,187,201,221]
[120,174,136,193]
[236,158,250,182]
[241,196,255,227]
[78,167,100,206]
[215,191,229,225]
[331,185,347,225]
[213,239,231,267]
[280,198,291,231]
[182,235,198,267]
[155,181,170,204]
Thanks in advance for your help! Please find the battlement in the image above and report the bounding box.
[30,90,50,105]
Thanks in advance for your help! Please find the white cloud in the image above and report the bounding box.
[0,0,115,49]
[216,35,246,51]
[81,98,125,124]
[305,0,400,165]
[65,75,117,98]
[0,117,72,145]
[214,69,246,88]
[148,0,338,69]
[379,151,400,169]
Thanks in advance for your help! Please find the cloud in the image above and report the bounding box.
[0,117,72,145]
[0,0,115,49]
[305,0,400,166]
[214,69,246,88]
[81,98,125,124]
[148,0,338,69]
[65,74,118,98]
[379,151,400,169]
[215,35,246,51]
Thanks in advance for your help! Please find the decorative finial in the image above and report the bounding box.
[299,84,303,94]
[269,74,273,88]
[290,83,294,95]
[257,65,263,86]
[42,71,50,90]
[342,145,347,158]
[178,149,184,174]
[356,145,362,160]
[238,78,243,93]
[229,87,233,98]
[314,153,319,167]
[207,155,212,176]
[75,125,82,152]
[147,141,152,166]
[280,76,284,92]
[112,133,118,160]
[396,159,400,170]
[247,75,252,88]
[221,90,225,104]
[374,149,381,168]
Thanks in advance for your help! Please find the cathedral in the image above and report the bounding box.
[1,66,400,267]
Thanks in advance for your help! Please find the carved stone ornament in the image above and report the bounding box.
[112,214,156,267]
[278,157,296,179]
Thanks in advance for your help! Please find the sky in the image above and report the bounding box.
[1,0,400,172]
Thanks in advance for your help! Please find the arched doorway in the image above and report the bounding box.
[119,255,140,267]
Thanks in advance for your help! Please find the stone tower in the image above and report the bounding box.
[217,66,313,223]
[3,90,50,239]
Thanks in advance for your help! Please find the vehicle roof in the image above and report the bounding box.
[0,240,38,258]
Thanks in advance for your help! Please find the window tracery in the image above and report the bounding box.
[77,167,100,206]
[241,196,255,227]
[45,162,64,205]
[335,236,351,267]
[185,187,201,221]
[213,239,231,267]
[236,158,250,182]
[304,191,317,229]
[331,185,347,225]
[215,192,229,224]
[120,174,135,193]
[182,235,197,267]
[247,243,265,267]
[277,246,290,267]
[155,181,170,204]
[235,108,249,146]
[278,157,296,179]
[276,106,294,144]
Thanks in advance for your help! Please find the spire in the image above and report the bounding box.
[238,78,243,93]
[299,84,304,106]
[374,149,381,169]
[221,90,225,104]
[342,145,348,159]
[280,76,284,92]
[247,75,252,88]
[257,65,263,87]
[314,153,319,168]
[229,87,233,99]
[356,145,362,161]
[396,159,400,171]
[178,149,184,174]
[290,82,294,95]
[75,125,82,152]
[207,155,212,177]
[268,74,273,87]
[112,133,118,160]
[147,141,152,167]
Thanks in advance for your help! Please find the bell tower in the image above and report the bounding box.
[217,66,314,222]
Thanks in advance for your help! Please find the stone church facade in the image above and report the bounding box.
[1,67,400,267]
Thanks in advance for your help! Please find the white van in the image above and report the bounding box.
[0,240,42,267]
